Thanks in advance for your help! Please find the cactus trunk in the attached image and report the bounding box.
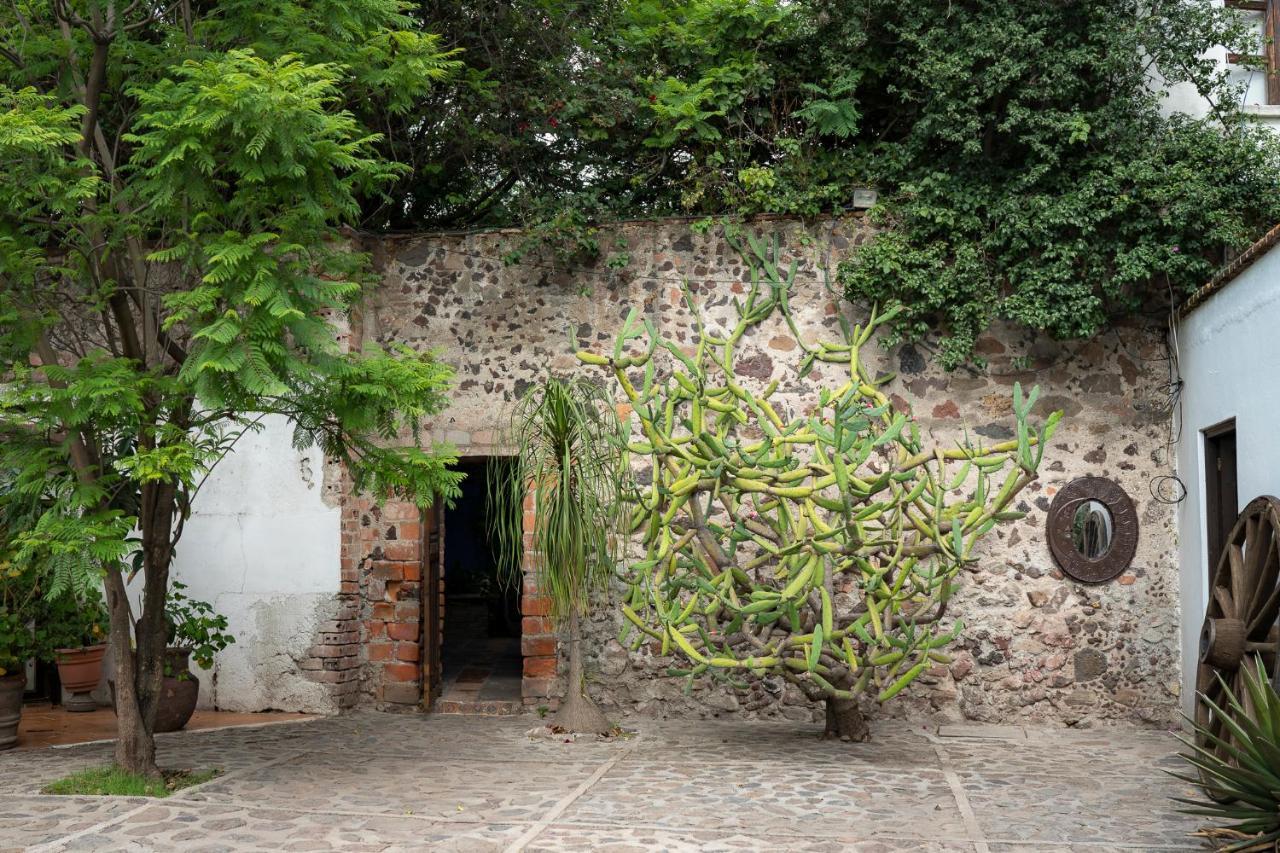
[824,697,870,741]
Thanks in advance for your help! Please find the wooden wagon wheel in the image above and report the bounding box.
[1195,495,1280,800]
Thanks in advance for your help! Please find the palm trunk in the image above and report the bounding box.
[550,610,610,734]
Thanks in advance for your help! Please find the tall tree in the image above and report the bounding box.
[0,1,461,776]
[387,0,1280,364]
[371,0,622,230]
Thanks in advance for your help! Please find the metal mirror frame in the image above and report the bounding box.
[1046,476,1139,584]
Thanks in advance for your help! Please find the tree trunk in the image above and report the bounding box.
[104,570,157,777]
[104,480,178,778]
[550,611,610,734]
[823,696,870,742]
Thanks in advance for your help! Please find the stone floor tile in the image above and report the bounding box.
[528,824,977,852]
[0,744,115,796]
[624,719,940,769]
[180,750,600,824]
[988,840,1198,845]
[0,796,146,853]
[0,712,1213,851]
[960,770,1199,846]
[285,712,632,763]
[559,759,966,839]
[936,725,1028,741]
[48,803,525,852]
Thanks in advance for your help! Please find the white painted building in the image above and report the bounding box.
[1173,226,1280,715]
[169,417,342,712]
[1158,0,1280,129]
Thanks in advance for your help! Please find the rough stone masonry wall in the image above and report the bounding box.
[356,215,1182,727]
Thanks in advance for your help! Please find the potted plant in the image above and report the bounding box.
[0,559,43,749]
[48,588,109,712]
[154,582,234,732]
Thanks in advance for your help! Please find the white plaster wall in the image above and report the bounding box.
[1154,5,1280,133]
[167,415,342,713]
[1174,248,1280,716]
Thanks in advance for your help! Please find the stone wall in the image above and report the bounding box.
[353,215,1182,727]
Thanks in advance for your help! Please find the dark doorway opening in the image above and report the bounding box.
[1204,419,1238,585]
[439,457,522,708]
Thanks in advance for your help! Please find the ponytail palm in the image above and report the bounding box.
[490,378,624,732]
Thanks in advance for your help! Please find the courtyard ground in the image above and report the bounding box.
[1,711,1201,852]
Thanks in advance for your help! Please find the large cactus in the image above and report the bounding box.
[577,233,1061,739]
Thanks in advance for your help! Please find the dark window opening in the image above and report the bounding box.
[441,457,522,704]
[1204,420,1238,586]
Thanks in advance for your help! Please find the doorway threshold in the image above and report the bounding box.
[436,666,523,716]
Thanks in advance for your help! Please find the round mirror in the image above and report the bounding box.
[1071,500,1113,558]
[1046,476,1138,584]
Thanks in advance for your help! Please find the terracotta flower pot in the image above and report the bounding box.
[55,644,106,713]
[155,648,199,733]
[0,672,24,750]
[108,647,199,733]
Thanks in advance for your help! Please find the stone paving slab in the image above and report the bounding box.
[183,751,603,824]
[936,725,1027,741]
[987,848,1197,853]
[0,711,1205,852]
[624,719,940,770]
[54,804,525,852]
[526,825,977,852]
[0,797,146,853]
[558,760,965,839]
[960,771,1196,847]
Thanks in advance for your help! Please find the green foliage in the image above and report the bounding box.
[590,0,862,216]
[0,470,103,672]
[0,0,463,766]
[41,766,219,798]
[44,586,109,651]
[164,583,235,671]
[836,0,1280,366]
[386,0,1280,365]
[0,559,41,676]
[579,234,1059,706]
[364,0,611,228]
[1173,660,1280,851]
[488,378,626,624]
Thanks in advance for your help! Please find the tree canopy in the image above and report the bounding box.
[0,0,462,775]
[394,0,1280,364]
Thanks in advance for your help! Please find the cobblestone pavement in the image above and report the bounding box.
[0,712,1204,852]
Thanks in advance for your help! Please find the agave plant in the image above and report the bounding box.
[1173,657,1280,852]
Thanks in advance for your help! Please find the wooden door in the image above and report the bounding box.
[422,502,444,708]
[1204,420,1238,585]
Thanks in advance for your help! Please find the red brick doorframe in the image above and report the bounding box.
[519,488,558,706]
[337,489,558,712]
